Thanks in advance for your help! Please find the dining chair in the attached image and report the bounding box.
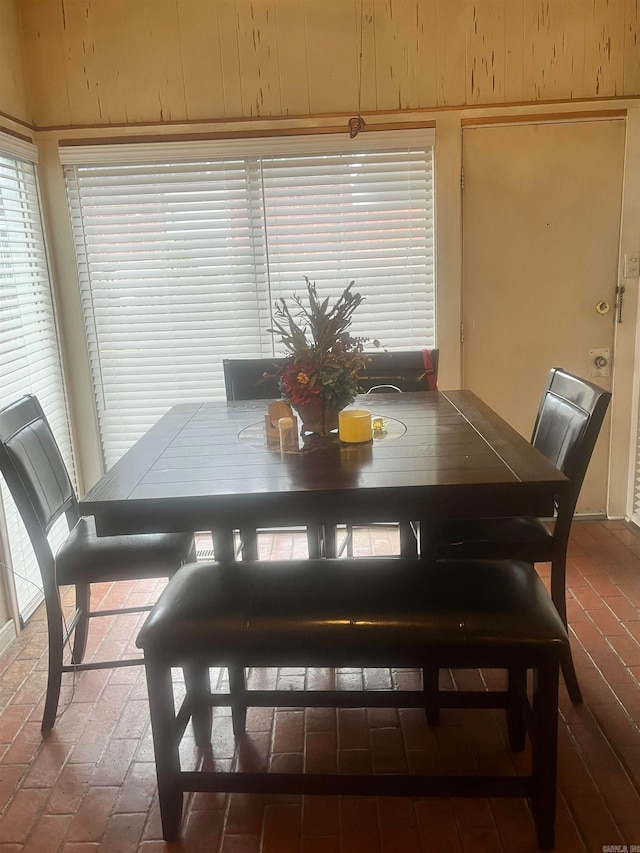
[435,368,611,703]
[222,357,285,402]
[0,394,196,731]
[222,357,325,559]
[335,348,440,558]
[358,348,439,394]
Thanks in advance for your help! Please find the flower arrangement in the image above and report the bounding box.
[270,278,372,419]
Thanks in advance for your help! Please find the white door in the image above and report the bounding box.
[462,119,625,513]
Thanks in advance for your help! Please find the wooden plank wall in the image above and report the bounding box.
[12,0,640,129]
[0,0,30,124]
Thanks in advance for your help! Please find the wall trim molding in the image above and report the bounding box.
[0,95,633,139]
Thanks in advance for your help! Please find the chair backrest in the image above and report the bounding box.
[222,358,286,401]
[223,350,439,400]
[0,396,78,561]
[359,349,439,394]
[531,368,611,531]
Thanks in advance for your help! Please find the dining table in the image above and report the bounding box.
[78,391,569,563]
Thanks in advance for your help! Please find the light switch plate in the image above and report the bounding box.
[624,253,640,278]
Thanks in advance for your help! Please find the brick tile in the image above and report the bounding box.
[415,799,463,852]
[302,795,340,836]
[111,701,150,740]
[182,805,225,849]
[22,813,73,852]
[0,789,49,843]
[377,797,417,828]
[380,826,421,852]
[603,596,640,623]
[68,720,115,764]
[269,752,304,774]
[303,707,336,733]
[305,731,337,774]
[1,722,46,765]
[272,711,304,754]
[370,727,407,774]
[219,835,261,852]
[91,739,138,787]
[0,765,28,812]
[262,802,302,851]
[338,708,369,750]
[113,762,158,814]
[47,763,95,815]
[97,812,146,852]
[339,798,381,853]
[65,787,119,842]
[225,794,270,835]
[607,633,640,667]
[23,741,72,789]
[338,748,373,775]
[300,837,340,853]
[0,705,32,744]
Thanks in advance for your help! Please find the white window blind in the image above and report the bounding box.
[0,137,74,622]
[63,131,435,468]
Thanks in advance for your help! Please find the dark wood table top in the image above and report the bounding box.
[80,392,568,547]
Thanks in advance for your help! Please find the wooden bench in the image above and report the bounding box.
[136,557,568,848]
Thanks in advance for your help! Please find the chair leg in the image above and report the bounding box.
[71,583,90,665]
[560,645,583,704]
[550,557,583,704]
[42,595,65,732]
[228,665,247,737]
[184,663,212,748]
[145,658,183,842]
[506,667,527,752]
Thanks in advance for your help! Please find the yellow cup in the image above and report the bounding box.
[339,409,372,444]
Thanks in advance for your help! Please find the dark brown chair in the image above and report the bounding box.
[435,368,611,703]
[358,348,439,394]
[222,357,285,402]
[222,357,325,559]
[0,395,196,731]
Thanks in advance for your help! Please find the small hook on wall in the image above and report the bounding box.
[348,116,366,138]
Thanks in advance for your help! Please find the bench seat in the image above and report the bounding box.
[136,557,568,848]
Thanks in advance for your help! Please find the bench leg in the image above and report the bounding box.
[184,663,212,748]
[423,665,440,727]
[228,665,247,737]
[531,659,560,850]
[145,659,183,842]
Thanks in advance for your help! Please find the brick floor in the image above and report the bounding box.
[0,520,639,850]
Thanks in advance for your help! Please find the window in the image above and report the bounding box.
[62,130,435,468]
[0,133,74,622]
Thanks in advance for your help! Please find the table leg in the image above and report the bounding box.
[210,527,236,563]
[417,520,436,564]
[400,521,419,558]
